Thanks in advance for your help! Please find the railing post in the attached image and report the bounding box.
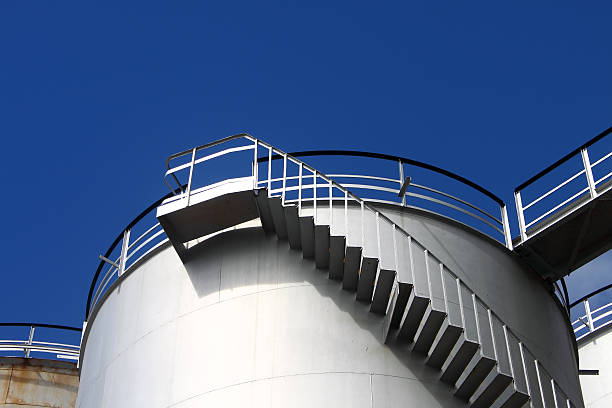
[329,181,333,225]
[252,141,258,189]
[313,172,317,224]
[78,321,87,369]
[118,228,131,277]
[298,163,303,215]
[25,325,35,358]
[282,154,287,205]
[581,148,598,199]
[500,204,513,250]
[514,191,527,243]
[267,147,272,196]
[185,147,197,207]
[584,299,594,332]
[344,191,348,239]
[375,212,381,259]
[398,160,405,206]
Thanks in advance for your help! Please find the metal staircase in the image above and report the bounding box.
[156,134,580,408]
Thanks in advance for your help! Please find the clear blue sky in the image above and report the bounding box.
[1,2,610,333]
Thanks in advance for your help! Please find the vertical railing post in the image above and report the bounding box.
[298,163,303,215]
[267,147,272,196]
[344,191,348,239]
[581,148,598,199]
[25,325,35,358]
[185,147,197,207]
[252,141,258,189]
[360,201,364,249]
[514,191,527,243]
[375,212,381,260]
[584,299,594,332]
[500,204,513,250]
[329,181,333,225]
[78,321,87,369]
[313,172,317,224]
[398,160,405,206]
[282,154,287,205]
[118,228,131,277]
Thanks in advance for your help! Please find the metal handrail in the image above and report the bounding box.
[166,144,512,248]
[158,135,578,407]
[515,125,612,244]
[0,323,81,361]
[570,284,612,340]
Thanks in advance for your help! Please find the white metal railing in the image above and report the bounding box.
[571,284,612,341]
[515,127,612,244]
[163,139,513,250]
[160,134,578,407]
[0,323,81,361]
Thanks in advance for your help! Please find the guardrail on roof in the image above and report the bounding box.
[0,323,81,361]
[570,283,612,341]
[514,125,612,244]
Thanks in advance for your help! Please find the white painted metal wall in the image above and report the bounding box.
[578,326,612,408]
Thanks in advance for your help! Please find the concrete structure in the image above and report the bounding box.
[0,358,79,407]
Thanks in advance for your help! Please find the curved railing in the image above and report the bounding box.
[85,187,184,319]
[515,125,612,244]
[570,284,612,341]
[164,142,513,249]
[0,323,81,361]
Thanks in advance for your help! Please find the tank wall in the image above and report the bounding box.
[377,205,582,402]
[78,228,469,408]
[0,358,79,408]
[78,205,583,407]
[578,326,612,408]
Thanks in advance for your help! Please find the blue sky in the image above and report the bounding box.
[0,1,610,336]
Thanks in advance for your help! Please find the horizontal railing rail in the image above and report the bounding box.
[160,135,578,406]
[570,283,612,341]
[85,186,185,320]
[0,323,81,361]
[165,145,513,249]
[515,126,612,244]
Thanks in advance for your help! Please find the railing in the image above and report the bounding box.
[570,283,612,341]
[0,323,81,361]
[161,134,578,407]
[164,142,512,249]
[85,187,184,320]
[515,126,612,244]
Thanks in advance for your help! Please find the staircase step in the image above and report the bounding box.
[491,384,530,408]
[440,336,479,385]
[284,205,301,249]
[413,305,447,354]
[426,320,463,370]
[371,269,396,315]
[342,246,361,291]
[314,225,330,269]
[269,197,288,240]
[454,351,496,401]
[469,368,513,408]
[397,291,429,342]
[390,282,412,328]
[299,216,315,258]
[255,190,275,234]
[329,236,346,280]
[356,257,378,302]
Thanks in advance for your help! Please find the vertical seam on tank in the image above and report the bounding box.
[370,372,374,408]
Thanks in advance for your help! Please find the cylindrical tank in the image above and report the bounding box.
[1,357,79,407]
[578,325,612,408]
[76,202,583,407]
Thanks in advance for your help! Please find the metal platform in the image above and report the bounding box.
[514,126,612,280]
[156,176,259,260]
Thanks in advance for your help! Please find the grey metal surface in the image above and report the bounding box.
[78,230,472,408]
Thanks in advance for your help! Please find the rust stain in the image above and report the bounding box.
[2,360,78,408]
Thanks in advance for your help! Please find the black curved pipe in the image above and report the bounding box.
[515,125,612,192]
[0,322,81,332]
[84,185,186,320]
[258,150,505,206]
[570,283,612,309]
